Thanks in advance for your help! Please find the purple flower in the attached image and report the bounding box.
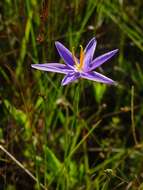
[31,37,118,86]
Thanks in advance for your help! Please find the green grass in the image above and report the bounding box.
[0,0,143,189]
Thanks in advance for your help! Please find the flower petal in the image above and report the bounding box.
[81,71,116,84]
[61,72,80,86]
[84,37,97,54]
[89,49,118,71]
[55,41,75,68]
[31,63,73,74]
[83,37,97,71]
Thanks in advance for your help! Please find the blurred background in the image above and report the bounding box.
[0,0,143,189]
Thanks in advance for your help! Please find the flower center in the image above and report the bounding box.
[72,45,85,71]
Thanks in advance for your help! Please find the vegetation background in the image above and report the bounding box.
[0,0,143,189]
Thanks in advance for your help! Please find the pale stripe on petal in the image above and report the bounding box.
[31,63,73,74]
[55,42,75,68]
[81,71,116,84]
[83,37,97,71]
[61,72,80,86]
[89,49,118,71]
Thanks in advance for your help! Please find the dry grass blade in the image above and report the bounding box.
[0,145,48,190]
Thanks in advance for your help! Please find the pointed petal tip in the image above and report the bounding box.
[61,79,69,86]
[93,37,97,43]
[113,49,119,53]
[113,81,118,86]
[86,37,97,49]
[55,41,64,50]
[31,64,38,69]
[106,49,119,56]
[89,37,96,42]
[61,81,66,86]
[31,64,44,69]
[89,37,97,46]
[106,78,118,85]
[55,41,60,46]
[109,49,119,57]
[108,80,118,86]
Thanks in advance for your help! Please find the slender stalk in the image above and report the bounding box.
[131,86,138,145]
[67,120,101,159]
[0,145,48,190]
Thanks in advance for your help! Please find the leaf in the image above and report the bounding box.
[43,145,62,173]
[3,99,30,128]
[93,83,106,103]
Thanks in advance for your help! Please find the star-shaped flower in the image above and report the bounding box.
[31,37,118,86]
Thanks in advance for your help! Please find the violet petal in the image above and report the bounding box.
[89,49,118,71]
[81,71,116,84]
[84,37,97,54]
[83,37,97,71]
[31,63,73,74]
[61,72,80,86]
[55,42,75,68]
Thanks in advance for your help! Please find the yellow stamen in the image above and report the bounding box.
[72,47,78,67]
[79,45,84,69]
[72,45,85,71]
